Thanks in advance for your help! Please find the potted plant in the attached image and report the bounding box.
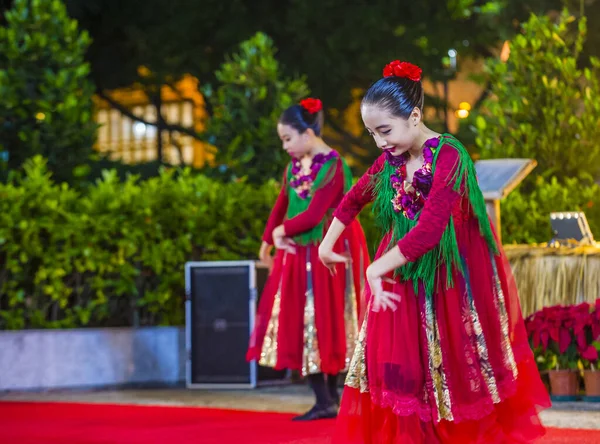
[525,304,586,399]
[576,300,600,400]
[531,345,555,393]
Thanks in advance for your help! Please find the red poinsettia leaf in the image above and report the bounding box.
[577,331,588,350]
[593,324,600,341]
[559,328,572,354]
[581,345,599,361]
[549,326,560,342]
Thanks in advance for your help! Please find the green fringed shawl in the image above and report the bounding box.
[286,155,353,246]
[372,134,498,297]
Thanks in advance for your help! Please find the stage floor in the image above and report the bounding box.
[1,384,600,430]
[4,400,600,444]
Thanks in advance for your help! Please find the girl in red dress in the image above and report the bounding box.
[246,98,370,421]
[319,62,551,442]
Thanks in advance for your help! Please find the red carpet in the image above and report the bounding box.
[0,401,599,444]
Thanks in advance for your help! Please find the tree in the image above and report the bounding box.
[61,0,564,171]
[0,0,97,183]
[202,32,309,183]
[472,9,600,182]
[64,0,238,163]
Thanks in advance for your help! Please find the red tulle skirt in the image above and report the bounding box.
[334,218,551,443]
[246,220,369,375]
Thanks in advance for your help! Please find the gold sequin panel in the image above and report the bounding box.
[259,255,285,368]
[466,288,501,403]
[490,254,518,380]
[345,311,369,393]
[302,251,322,376]
[461,262,501,404]
[424,296,454,422]
[343,240,360,371]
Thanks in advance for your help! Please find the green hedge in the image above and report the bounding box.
[0,157,279,329]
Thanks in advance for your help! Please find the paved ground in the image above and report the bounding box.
[2,384,599,429]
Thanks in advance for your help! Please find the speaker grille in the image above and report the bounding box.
[187,262,287,386]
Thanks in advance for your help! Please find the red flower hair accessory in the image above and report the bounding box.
[300,98,323,114]
[383,60,422,82]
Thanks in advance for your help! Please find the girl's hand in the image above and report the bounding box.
[274,236,296,254]
[318,245,350,275]
[272,225,296,254]
[366,266,401,312]
[258,241,274,272]
[272,225,286,240]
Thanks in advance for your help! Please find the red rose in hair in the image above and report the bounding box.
[300,98,323,114]
[383,60,422,82]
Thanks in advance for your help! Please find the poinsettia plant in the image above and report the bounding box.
[577,299,600,370]
[525,301,600,370]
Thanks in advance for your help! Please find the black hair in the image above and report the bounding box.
[362,76,424,119]
[279,105,324,137]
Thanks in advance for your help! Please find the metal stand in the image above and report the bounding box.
[474,158,537,244]
[486,199,502,243]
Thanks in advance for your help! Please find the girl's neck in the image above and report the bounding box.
[306,139,331,158]
[408,125,440,160]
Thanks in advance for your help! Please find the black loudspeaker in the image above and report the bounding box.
[185,260,289,388]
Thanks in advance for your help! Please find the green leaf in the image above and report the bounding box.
[475,115,486,130]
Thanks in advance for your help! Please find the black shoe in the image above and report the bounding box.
[292,403,338,421]
[330,394,340,407]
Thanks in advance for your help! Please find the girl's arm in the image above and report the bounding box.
[319,155,385,272]
[280,158,345,237]
[262,171,289,245]
[332,153,386,226]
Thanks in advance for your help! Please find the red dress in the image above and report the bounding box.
[247,152,369,376]
[332,139,551,443]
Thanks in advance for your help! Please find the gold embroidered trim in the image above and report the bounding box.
[259,254,286,368]
[259,288,282,368]
[466,288,501,404]
[302,252,321,376]
[345,312,369,392]
[425,297,454,422]
[343,248,360,370]
[491,256,518,380]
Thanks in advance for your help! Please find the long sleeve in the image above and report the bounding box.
[262,172,289,245]
[396,146,462,262]
[282,158,344,237]
[333,154,386,226]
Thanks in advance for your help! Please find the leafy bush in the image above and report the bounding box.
[472,10,600,182]
[501,176,600,244]
[0,0,97,183]
[0,157,278,330]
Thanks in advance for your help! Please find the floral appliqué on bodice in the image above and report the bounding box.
[387,137,440,219]
[289,151,338,199]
